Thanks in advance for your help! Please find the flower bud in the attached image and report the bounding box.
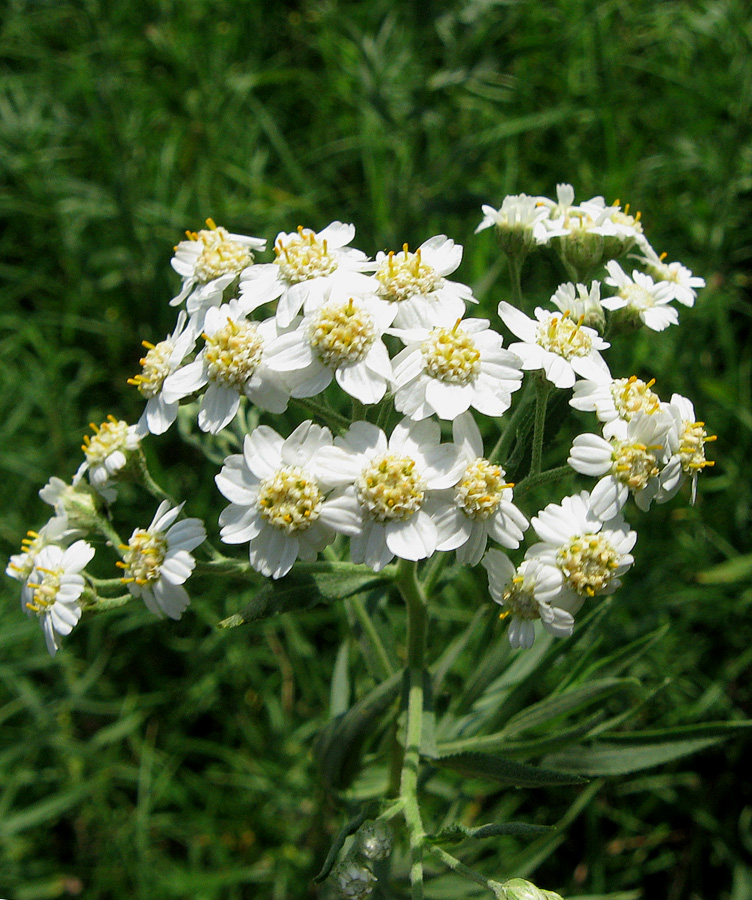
[332,861,377,900]
[357,819,393,861]
[501,877,564,900]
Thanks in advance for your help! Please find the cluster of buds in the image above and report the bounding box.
[329,820,393,899]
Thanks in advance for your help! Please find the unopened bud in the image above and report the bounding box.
[501,877,564,900]
[332,861,377,900]
[357,819,393,861]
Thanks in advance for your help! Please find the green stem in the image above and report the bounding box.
[394,559,428,900]
[135,450,175,505]
[515,464,572,498]
[530,374,552,476]
[349,594,395,680]
[425,845,506,898]
[507,253,525,308]
[489,380,534,466]
[290,397,350,432]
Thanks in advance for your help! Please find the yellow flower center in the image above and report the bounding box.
[82,416,132,466]
[191,223,253,282]
[610,441,660,491]
[621,283,655,311]
[122,530,168,585]
[501,574,540,621]
[204,319,264,387]
[308,298,375,367]
[556,533,620,597]
[257,466,323,534]
[679,421,715,473]
[422,324,481,384]
[274,227,338,284]
[456,458,511,519]
[356,453,426,521]
[129,338,175,399]
[536,313,592,360]
[375,245,441,304]
[25,565,63,615]
[610,376,661,419]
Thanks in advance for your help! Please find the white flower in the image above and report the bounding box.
[603,261,678,331]
[75,416,141,500]
[482,549,573,649]
[22,540,95,655]
[6,515,79,583]
[570,371,665,439]
[657,394,716,505]
[39,476,98,521]
[239,222,375,328]
[130,311,196,436]
[550,281,605,331]
[313,419,465,571]
[475,194,550,237]
[264,293,396,404]
[162,300,290,434]
[170,218,265,313]
[432,413,528,566]
[373,235,474,328]
[630,242,705,307]
[216,422,337,579]
[528,491,637,614]
[119,501,206,620]
[568,413,672,520]
[390,318,523,420]
[498,301,610,389]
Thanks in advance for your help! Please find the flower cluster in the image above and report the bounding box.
[7,187,712,657]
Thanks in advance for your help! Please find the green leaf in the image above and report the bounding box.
[315,671,402,791]
[431,752,588,787]
[313,808,372,883]
[697,554,752,584]
[217,561,391,626]
[329,640,351,718]
[426,821,553,844]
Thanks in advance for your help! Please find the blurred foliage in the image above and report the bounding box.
[1,0,752,897]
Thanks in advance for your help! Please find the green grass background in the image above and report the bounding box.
[1,0,751,897]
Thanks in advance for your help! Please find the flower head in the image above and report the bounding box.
[75,416,140,500]
[571,371,665,439]
[631,242,705,307]
[475,194,551,256]
[6,515,79,583]
[550,281,605,332]
[658,394,716,504]
[22,540,95,655]
[603,260,677,331]
[119,501,206,619]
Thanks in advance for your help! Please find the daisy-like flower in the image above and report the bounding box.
[373,235,475,328]
[658,394,716,505]
[432,413,528,566]
[6,515,78,583]
[630,242,705,307]
[118,501,206,620]
[75,416,140,500]
[550,281,605,332]
[482,549,572,649]
[263,293,396,404]
[239,222,376,328]
[130,311,196,436]
[498,301,610,389]
[390,317,523,420]
[39,476,98,521]
[216,422,337,579]
[474,194,551,256]
[170,218,266,313]
[571,371,667,439]
[599,199,644,260]
[162,299,290,434]
[313,418,466,572]
[21,540,95,655]
[602,260,678,331]
[528,491,637,615]
[568,412,672,520]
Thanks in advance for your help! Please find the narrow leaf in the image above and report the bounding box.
[427,821,552,844]
[432,752,588,787]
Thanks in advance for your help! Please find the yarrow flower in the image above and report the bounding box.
[432,413,528,566]
[475,194,551,256]
[240,222,375,328]
[658,393,716,504]
[498,301,610,389]
[118,501,206,620]
[570,371,665,439]
[170,218,266,315]
[161,299,290,434]
[550,281,605,332]
[130,311,196,436]
[6,515,79,583]
[603,260,677,331]
[482,549,573,649]
[390,318,523,420]
[313,418,465,571]
[22,540,95,655]
[75,416,140,500]
[528,491,637,614]
[264,293,396,404]
[216,422,337,579]
[373,236,474,328]
[631,242,705,307]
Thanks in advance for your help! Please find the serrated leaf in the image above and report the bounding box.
[217,561,390,626]
[427,821,552,844]
[316,671,402,791]
[432,752,588,787]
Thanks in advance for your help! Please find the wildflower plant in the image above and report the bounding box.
[7,189,731,899]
